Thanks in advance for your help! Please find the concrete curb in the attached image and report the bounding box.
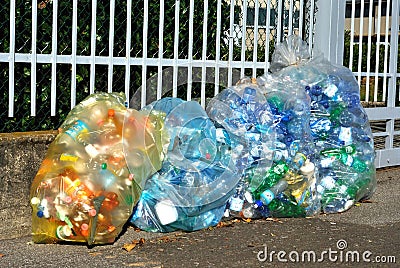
[0,131,58,239]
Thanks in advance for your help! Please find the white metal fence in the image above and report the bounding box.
[1,0,399,168]
[314,0,400,168]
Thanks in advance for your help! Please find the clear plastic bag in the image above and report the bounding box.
[30,92,165,245]
[206,79,308,219]
[269,35,376,213]
[130,98,240,232]
[256,73,320,217]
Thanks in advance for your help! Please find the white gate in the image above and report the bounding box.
[314,0,400,168]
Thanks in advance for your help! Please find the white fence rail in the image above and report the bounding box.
[1,0,399,168]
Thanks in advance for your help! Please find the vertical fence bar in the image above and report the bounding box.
[201,0,208,107]
[382,0,391,102]
[240,0,248,78]
[31,0,38,116]
[288,0,294,35]
[388,0,399,108]
[385,0,398,151]
[228,0,235,87]
[51,0,58,116]
[157,0,165,100]
[172,0,180,98]
[365,0,374,102]
[277,0,283,42]
[108,0,115,93]
[307,0,315,54]
[374,0,383,102]
[125,0,132,102]
[298,0,304,38]
[356,0,365,85]
[335,1,346,65]
[8,0,16,117]
[252,0,259,78]
[264,0,271,72]
[214,0,222,95]
[90,0,97,94]
[71,0,78,108]
[141,0,149,107]
[349,0,355,70]
[187,0,194,101]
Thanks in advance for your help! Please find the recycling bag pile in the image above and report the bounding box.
[30,37,376,244]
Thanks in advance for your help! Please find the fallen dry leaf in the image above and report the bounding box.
[123,238,146,252]
[216,221,234,228]
[156,236,177,243]
[265,218,283,223]
[243,218,252,223]
[88,252,102,256]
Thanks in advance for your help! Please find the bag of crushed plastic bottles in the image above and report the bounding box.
[268,35,376,213]
[130,98,241,232]
[30,92,166,245]
[255,73,321,217]
[206,79,312,219]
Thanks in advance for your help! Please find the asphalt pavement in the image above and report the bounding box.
[0,166,399,268]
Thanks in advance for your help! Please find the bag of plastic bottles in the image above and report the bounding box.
[255,74,320,217]
[131,98,241,232]
[268,35,376,213]
[30,92,166,245]
[206,79,312,219]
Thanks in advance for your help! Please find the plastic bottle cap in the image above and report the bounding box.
[155,200,178,225]
[260,190,275,205]
[81,223,89,231]
[101,163,107,170]
[108,109,115,117]
[300,161,315,176]
[40,199,48,207]
[85,144,99,159]
[31,197,40,205]
[36,210,44,218]
[62,225,72,237]
[64,196,72,203]
[88,209,97,217]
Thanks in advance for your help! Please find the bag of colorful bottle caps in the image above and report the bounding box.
[267,36,376,213]
[30,92,166,245]
[131,98,241,232]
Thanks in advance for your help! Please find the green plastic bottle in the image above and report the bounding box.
[268,199,306,218]
[320,144,367,172]
[251,161,289,199]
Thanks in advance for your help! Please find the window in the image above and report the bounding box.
[235,7,299,28]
